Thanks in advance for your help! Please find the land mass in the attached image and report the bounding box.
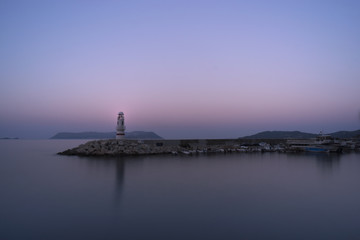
[50,131,163,140]
[241,130,360,139]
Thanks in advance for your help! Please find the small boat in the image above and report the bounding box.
[305,146,330,152]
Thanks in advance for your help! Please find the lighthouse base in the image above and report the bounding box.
[116,133,125,140]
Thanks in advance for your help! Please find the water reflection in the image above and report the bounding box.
[114,159,125,206]
[77,152,344,207]
[72,156,128,207]
[74,155,151,207]
[3,141,360,240]
[286,152,342,175]
[313,153,341,174]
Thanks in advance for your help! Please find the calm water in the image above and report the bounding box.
[1,140,360,240]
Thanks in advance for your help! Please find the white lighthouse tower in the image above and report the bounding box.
[116,112,126,139]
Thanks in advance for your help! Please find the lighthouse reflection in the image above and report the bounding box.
[76,156,129,207]
[114,159,125,207]
[112,156,148,207]
[77,155,150,208]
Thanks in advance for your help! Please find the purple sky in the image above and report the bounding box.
[1,0,360,139]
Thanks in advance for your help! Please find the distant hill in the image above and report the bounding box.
[241,130,360,139]
[330,130,360,139]
[50,131,163,140]
[242,131,316,139]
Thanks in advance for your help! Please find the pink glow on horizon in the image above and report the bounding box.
[1,1,360,138]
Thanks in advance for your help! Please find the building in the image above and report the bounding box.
[116,112,125,139]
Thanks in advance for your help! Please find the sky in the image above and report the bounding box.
[1,0,360,139]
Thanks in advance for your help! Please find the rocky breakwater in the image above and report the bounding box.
[59,139,187,156]
[58,139,289,156]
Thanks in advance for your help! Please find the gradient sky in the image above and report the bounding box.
[1,0,360,139]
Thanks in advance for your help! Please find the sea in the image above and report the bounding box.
[1,139,360,240]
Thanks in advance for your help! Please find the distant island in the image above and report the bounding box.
[241,130,360,139]
[50,131,163,140]
[0,137,19,140]
[51,129,360,140]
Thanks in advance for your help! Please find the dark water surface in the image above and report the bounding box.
[1,140,360,240]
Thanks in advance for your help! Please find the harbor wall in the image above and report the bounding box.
[141,138,287,147]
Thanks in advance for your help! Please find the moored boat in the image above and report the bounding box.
[287,132,342,153]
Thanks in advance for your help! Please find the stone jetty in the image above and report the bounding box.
[58,138,291,156]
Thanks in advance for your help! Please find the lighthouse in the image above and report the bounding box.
[116,112,126,139]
